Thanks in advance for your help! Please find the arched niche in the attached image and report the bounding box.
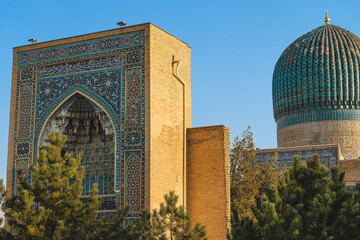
[39,93,115,197]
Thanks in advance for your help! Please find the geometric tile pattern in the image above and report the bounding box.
[255,145,339,170]
[125,151,142,214]
[12,31,145,221]
[273,24,360,121]
[16,142,30,155]
[37,55,122,78]
[36,69,121,117]
[18,85,32,138]
[20,67,34,81]
[15,159,29,192]
[273,24,360,160]
[126,68,141,128]
[125,131,142,146]
[16,159,29,176]
[18,32,143,65]
[69,138,115,197]
[277,109,360,129]
[126,50,141,64]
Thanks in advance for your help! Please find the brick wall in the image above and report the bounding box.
[187,125,231,240]
[340,159,360,183]
[148,24,191,210]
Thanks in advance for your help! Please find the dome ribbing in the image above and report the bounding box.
[273,24,360,121]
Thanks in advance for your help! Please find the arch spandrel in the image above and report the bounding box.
[35,85,120,169]
[35,84,120,142]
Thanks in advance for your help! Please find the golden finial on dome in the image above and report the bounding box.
[325,11,330,24]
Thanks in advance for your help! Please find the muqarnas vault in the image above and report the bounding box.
[7,23,230,239]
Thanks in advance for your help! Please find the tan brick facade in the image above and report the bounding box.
[7,23,231,237]
[187,126,231,240]
[340,160,360,185]
[148,24,191,210]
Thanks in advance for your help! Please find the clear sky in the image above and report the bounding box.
[0,0,359,184]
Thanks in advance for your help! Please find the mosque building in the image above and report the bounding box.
[6,23,230,239]
[9,11,360,239]
[256,12,360,188]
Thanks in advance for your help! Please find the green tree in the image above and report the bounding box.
[4,132,101,240]
[234,155,360,240]
[2,133,207,240]
[91,206,150,240]
[147,191,207,240]
[0,179,13,240]
[0,179,4,225]
[230,127,283,221]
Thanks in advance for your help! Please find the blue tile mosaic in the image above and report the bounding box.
[12,31,145,220]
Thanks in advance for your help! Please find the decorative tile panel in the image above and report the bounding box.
[17,85,33,138]
[18,32,144,65]
[37,55,122,78]
[36,68,121,117]
[273,25,360,120]
[16,159,29,175]
[20,67,34,80]
[255,145,339,170]
[125,131,142,146]
[125,151,142,214]
[125,68,142,128]
[16,142,30,155]
[277,109,360,129]
[12,31,146,220]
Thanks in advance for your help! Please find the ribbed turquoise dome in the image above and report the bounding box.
[273,24,360,121]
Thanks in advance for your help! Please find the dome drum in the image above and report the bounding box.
[275,100,360,121]
[277,120,360,159]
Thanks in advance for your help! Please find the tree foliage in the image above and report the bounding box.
[233,155,360,240]
[0,179,4,225]
[230,127,283,221]
[90,205,149,240]
[0,179,13,240]
[1,132,207,240]
[92,191,206,240]
[4,132,101,240]
[147,191,207,240]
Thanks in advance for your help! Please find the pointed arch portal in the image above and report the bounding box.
[40,93,117,215]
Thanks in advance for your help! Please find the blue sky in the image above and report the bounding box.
[0,0,359,184]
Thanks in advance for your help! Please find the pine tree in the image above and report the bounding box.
[147,191,207,240]
[0,179,13,240]
[0,179,4,226]
[4,132,101,240]
[91,206,150,240]
[234,155,360,240]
